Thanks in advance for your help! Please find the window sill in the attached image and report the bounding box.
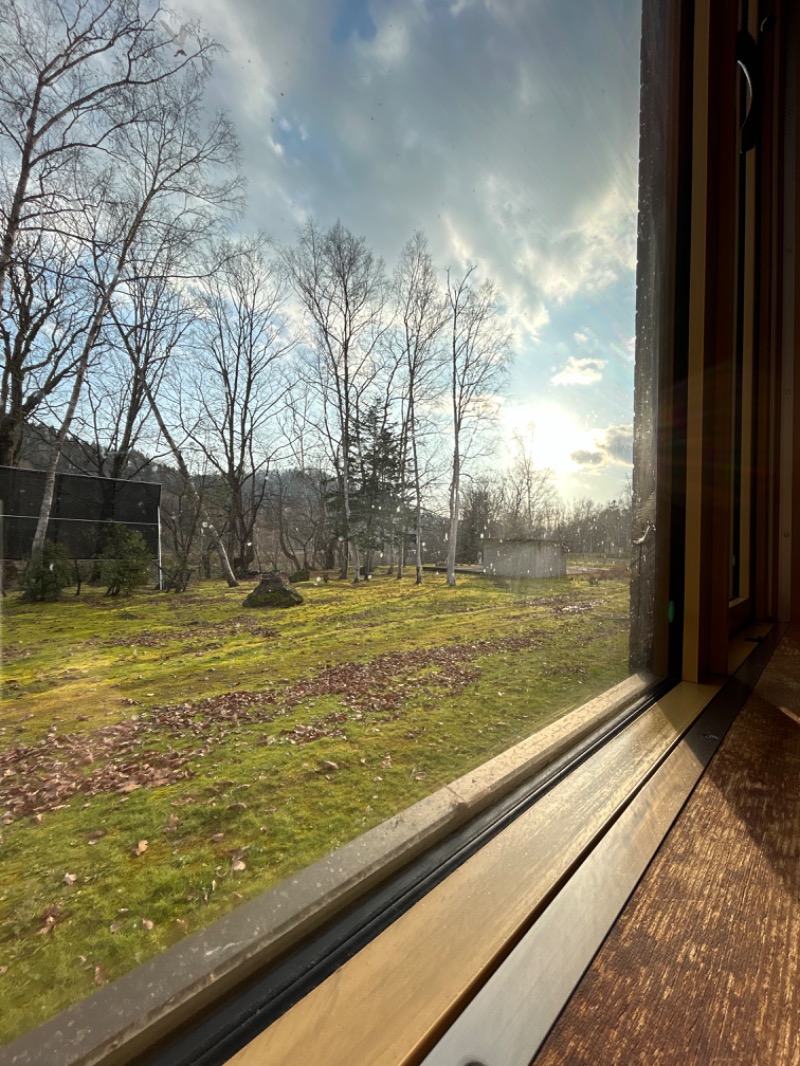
[225,625,776,1066]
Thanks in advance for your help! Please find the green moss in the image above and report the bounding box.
[0,570,630,1042]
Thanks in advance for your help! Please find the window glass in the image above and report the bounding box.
[0,0,648,1041]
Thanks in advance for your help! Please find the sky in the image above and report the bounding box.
[169,0,642,504]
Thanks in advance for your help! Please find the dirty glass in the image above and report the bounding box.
[0,0,650,1043]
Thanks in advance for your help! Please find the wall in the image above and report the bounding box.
[481,539,566,579]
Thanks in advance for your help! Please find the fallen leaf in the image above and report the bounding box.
[63,873,77,885]
[94,965,107,986]
[175,918,188,932]
[109,921,123,934]
[211,832,225,843]
[231,859,246,872]
[0,966,8,976]
[133,840,148,856]
[36,903,68,936]
[142,919,154,931]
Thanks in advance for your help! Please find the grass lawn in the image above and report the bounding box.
[0,565,630,1043]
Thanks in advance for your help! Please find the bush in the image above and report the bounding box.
[160,562,194,593]
[99,524,152,596]
[21,542,74,601]
[2,560,19,592]
[289,569,310,584]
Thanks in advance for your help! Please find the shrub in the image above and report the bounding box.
[99,524,152,596]
[289,569,310,584]
[21,542,74,601]
[2,560,19,593]
[160,562,194,593]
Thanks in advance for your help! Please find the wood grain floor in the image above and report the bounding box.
[535,629,800,1066]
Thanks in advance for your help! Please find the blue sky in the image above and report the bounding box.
[188,0,641,503]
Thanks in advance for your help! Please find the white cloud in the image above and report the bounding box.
[540,185,638,305]
[551,357,607,386]
[202,0,639,296]
[596,423,634,464]
[570,423,633,467]
[363,18,412,65]
[188,0,639,485]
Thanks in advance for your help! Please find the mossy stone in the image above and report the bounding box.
[243,574,304,608]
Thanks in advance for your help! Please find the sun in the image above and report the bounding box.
[497,401,597,475]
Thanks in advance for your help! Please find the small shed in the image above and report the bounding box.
[481,537,566,579]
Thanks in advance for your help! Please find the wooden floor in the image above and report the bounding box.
[535,628,800,1066]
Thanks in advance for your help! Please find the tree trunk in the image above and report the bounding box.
[411,419,423,586]
[415,496,424,586]
[351,539,361,584]
[397,429,408,581]
[30,347,93,555]
[342,476,360,583]
[446,444,460,587]
[0,418,18,468]
[0,101,38,302]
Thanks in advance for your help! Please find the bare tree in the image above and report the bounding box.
[0,229,94,464]
[0,0,218,301]
[457,474,504,563]
[264,467,331,572]
[184,236,293,576]
[29,40,242,555]
[159,474,202,592]
[266,389,338,572]
[393,231,446,583]
[284,219,389,582]
[444,267,511,587]
[100,234,240,587]
[70,235,194,481]
[500,431,559,537]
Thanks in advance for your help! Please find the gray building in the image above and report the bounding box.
[481,537,566,579]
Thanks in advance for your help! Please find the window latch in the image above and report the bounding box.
[737,16,776,154]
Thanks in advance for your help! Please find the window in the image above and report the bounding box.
[13,0,785,1060]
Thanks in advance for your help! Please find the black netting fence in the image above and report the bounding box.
[0,467,161,559]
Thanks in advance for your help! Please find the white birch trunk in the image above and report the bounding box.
[446,444,460,587]
[30,348,91,556]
